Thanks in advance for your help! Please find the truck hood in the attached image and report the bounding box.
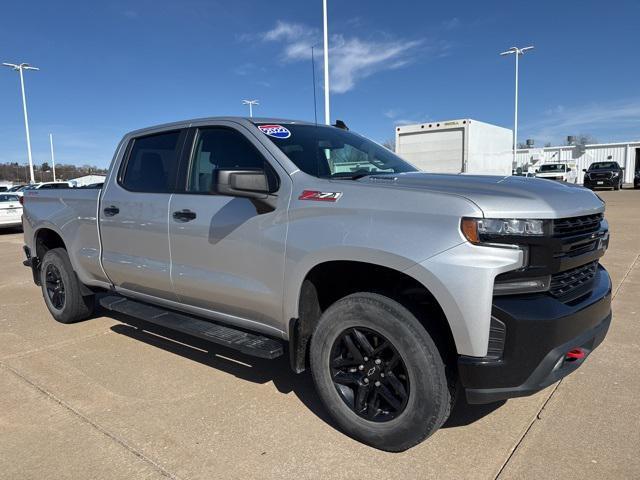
[362,172,605,219]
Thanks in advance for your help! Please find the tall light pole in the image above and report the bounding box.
[49,133,57,182]
[2,62,39,184]
[499,46,534,165]
[322,0,330,125]
[242,99,259,117]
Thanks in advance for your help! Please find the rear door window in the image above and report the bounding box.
[121,130,185,193]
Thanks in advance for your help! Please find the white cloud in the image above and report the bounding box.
[522,98,640,144]
[442,17,460,30]
[329,35,423,93]
[263,21,310,42]
[394,117,428,126]
[257,21,431,94]
[383,109,428,126]
[258,21,318,61]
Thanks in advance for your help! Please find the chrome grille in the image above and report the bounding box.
[553,213,603,237]
[549,261,598,298]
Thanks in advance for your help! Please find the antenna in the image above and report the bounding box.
[311,45,318,126]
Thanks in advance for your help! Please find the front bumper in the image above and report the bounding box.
[584,177,618,189]
[458,265,612,404]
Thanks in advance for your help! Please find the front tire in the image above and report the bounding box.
[40,248,95,324]
[310,292,452,451]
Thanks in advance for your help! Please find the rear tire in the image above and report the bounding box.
[310,292,452,451]
[40,248,95,324]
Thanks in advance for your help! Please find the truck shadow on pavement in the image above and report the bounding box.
[106,309,504,434]
[0,227,23,235]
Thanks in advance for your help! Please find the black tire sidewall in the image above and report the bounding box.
[310,292,450,451]
[40,248,89,323]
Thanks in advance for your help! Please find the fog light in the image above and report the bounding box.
[493,276,550,295]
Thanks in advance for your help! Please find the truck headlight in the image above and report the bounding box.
[461,217,545,244]
[461,217,551,295]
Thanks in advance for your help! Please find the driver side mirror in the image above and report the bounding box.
[582,169,587,172]
[567,167,572,172]
[216,170,270,199]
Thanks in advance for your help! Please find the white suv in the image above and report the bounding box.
[535,163,578,183]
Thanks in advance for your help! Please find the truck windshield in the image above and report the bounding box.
[538,164,565,172]
[589,162,619,170]
[257,124,417,179]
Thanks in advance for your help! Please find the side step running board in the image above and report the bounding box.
[99,295,284,359]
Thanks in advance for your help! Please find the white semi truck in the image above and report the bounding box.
[395,119,513,176]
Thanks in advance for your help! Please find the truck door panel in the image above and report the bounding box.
[169,125,289,332]
[100,129,186,300]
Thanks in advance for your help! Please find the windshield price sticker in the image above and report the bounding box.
[258,125,291,139]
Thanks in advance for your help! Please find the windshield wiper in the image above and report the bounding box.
[330,172,379,180]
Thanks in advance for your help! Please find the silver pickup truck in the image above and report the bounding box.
[22,117,612,451]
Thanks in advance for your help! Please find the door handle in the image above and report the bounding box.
[172,209,197,222]
[103,205,120,217]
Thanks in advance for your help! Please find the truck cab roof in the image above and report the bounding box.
[125,117,318,138]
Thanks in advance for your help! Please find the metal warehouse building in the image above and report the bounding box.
[515,141,639,184]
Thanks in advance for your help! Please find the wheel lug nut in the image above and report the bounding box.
[374,381,381,387]
[358,365,364,370]
[349,368,356,373]
[363,378,369,384]
[380,372,385,377]
[364,357,368,361]
[375,358,381,365]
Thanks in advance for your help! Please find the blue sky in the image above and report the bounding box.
[1,0,639,168]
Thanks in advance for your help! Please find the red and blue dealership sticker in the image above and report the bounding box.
[258,124,291,139]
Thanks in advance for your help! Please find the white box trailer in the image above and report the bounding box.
[395,119,513,176]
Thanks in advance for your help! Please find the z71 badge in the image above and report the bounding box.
[298,190,342,202]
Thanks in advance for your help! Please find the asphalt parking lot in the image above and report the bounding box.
[1,189,639,480]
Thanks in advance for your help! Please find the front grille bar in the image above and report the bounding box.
[553,213,603,237]
[549,261,598,298]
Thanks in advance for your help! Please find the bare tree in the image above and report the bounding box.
[566,134,598,146]
[0,162,107,183]
[567,134,598,158]
[382,137,396,152]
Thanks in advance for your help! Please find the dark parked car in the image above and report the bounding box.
[583,162,624,190]
[634,171,639,189]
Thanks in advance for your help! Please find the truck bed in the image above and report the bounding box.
[23,188,109,288]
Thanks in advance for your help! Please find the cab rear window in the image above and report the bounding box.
[121,130,184,193]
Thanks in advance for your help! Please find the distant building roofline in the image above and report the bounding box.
[517,140,640,153]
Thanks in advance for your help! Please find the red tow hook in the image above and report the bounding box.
[564,348,587,362]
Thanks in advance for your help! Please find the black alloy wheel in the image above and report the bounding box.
[40,247,95,323]
[310,292,453,451]
[45,263,66,310]
[330,327,409,422]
